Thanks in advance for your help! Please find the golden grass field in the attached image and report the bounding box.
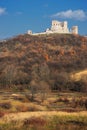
[0,111,87,123]
[0,91,87,130]
[0,111,87,130]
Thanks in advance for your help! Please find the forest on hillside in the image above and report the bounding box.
[0,34,87,92]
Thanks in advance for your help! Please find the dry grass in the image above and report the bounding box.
[0,111,87,124]
[71,69,87,81]
[0,92,87,114]
[0,111,87,130]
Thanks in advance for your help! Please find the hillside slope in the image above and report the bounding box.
[0,34,87,91]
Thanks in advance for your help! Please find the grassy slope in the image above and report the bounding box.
[71,69,87,81]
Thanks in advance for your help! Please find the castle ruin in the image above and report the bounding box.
[27,20,78,35]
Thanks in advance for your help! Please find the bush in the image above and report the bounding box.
[69,81,87,92]
[0,112,5,118]
[16,104,40,112]
[84,99,87,109]
[16,105,29,112]
[13,95,26,102]
[57,97,69,103]
[0,102,12,109]
[71,98,87,109]
[23,117,46,126]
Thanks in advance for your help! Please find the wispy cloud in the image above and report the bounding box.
[0,7,6,15]
[51,9,87,21]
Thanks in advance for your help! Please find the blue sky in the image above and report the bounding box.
[0,0,87,39]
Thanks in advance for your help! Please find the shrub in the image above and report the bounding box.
[57,97,69,103]
[0,112,5,118]
[61,108,79,112]
[13,95,26,102]
[27,105,40,111]
[16,104,40,112]
[71,98,87,109]
[23,117,46,126]
[16,105,29,112]
[0,102,12,109]
[84,99,87,109]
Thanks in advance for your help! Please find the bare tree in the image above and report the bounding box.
[38,80,50,102]
[29,63,50,101]
[3,65,17,88]
[29,80,38,101]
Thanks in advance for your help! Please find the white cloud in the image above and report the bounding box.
[51,9,87,21]
[0,7,6,15]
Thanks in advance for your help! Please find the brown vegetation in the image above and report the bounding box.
[0,34,87,92]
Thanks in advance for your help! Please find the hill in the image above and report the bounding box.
[0,34,87,92]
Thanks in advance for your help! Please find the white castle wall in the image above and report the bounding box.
[51,20,69,33]
[27,20,78,35]
[71,26,78,34]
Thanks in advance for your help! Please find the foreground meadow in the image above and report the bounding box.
[0,91,87,129]
[0,111,87,130]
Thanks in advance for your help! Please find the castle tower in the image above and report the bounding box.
[63,21,68,29]
[51,20,69,33]
[62,21,69,33]
[51,20,60,31]
[71,26,78,34]
[27,30,32,35]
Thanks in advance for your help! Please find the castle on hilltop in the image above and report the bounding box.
[27,20,78,35]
